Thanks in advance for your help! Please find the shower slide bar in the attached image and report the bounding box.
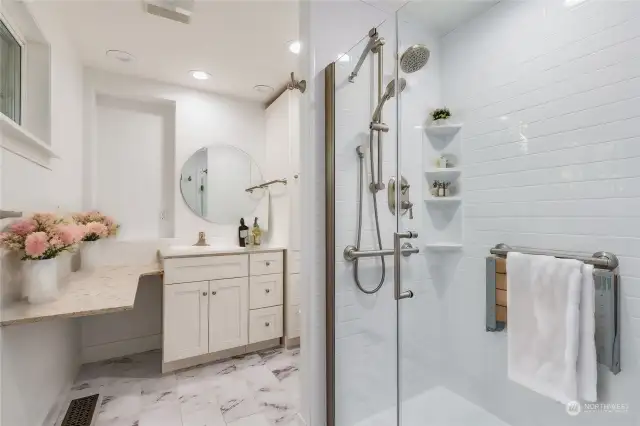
[486,243,621,374]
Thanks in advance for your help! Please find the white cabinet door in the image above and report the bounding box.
[163,281,209,363]
[209,277,249,352]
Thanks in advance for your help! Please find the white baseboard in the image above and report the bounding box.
[81,334,162,363]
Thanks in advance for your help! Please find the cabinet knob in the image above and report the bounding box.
[265,288,270,294]
[202,292,207,296]
[212,291,217,295]
[265,261,271,266]
[265,322,270,327]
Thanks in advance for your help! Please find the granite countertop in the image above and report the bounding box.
[159,245,286,259]
[0,264,162,327]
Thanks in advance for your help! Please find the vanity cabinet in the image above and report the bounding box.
[164,281,209,362]
[162,249,284,369]
[209,277,249,353]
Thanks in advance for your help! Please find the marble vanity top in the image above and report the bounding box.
[1,263,162,327]
[159,245,286,259]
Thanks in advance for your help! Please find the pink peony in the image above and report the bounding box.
[25,232,49,258]
[85,222,108,238]
[10,219,36,236]
[55,224,84,245]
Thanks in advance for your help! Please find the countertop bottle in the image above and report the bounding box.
[238,218,249,247]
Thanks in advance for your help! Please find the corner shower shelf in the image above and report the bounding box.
[424,124,462,139]
[424,196,462,205]
[425,168,461,181]
[425,243,463,251]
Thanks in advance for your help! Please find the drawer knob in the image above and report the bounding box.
[212,291,217,295]
[265,322,270,327]
[265,261,271,266]
[265,288,270,294]
[202,292,207,296]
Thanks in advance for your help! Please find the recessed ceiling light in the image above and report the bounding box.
[190,70,211,80]
[106,49,135,63]
[288,40,301,55]
[337,53,350,63]
[253,85,275,94]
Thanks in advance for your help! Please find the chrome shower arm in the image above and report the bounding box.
[349,28,383,82]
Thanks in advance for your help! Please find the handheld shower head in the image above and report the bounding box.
[400,44,430,73]
[372,78,407,122]
[383,77,407,99]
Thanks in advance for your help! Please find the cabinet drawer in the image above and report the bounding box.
[288,251,301,274]
[250,252,283,276]
[164,254,248,284]
[286,303,301,338]
[249,306,283,344]
[250,274,283,309]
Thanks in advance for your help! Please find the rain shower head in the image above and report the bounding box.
[372,78,407,122]
[400,44,430,73]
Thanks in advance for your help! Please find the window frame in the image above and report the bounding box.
[0,8,26,125]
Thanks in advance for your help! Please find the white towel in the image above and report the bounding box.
[577,264,598,402]
[507,252,583,404]
[244,191,270,232]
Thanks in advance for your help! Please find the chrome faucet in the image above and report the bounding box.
[193,231,209,246]
[401,201,414,219]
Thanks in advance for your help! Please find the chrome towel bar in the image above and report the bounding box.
[489,243,619,270]
[486,242,621,374]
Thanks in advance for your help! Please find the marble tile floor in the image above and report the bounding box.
[57,347,301,426]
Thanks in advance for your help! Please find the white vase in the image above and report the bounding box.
[81,240,103,271]
[23,258,59,304]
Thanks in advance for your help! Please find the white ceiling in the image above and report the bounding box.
[34,0,496,102]
[35,0,300,101]
[365,0,500,35]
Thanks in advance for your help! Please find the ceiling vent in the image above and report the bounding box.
[143,0,194,24]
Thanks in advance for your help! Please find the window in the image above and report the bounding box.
[0,18,21,124]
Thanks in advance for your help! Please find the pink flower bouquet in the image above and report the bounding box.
[72,211,119,241]
[0,213,85,260]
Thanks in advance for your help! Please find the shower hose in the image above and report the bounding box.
[352,131,386,294]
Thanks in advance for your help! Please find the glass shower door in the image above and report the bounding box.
[330,17,401,426]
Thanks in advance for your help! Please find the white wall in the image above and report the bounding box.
[80,69,267,362]
[441,0,640,424]
[95,95,173,239]
[265,90,301,248]
[0,1,84,425]
[85,69,266,245]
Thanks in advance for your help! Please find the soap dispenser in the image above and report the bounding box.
[238,218,249,247]
[252,217,262,246]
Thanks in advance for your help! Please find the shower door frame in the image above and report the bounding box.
[324,61,336,426]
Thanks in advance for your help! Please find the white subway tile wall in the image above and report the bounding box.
[441,0,640,424]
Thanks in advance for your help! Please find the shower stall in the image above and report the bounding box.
[321,0,639,425]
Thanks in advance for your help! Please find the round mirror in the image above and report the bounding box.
[180,145,264,224]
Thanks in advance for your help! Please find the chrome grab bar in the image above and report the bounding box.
[394,231,418,300]
[343,243,419,262]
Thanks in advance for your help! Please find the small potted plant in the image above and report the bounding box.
[432,180,441,197]
[0,213,84,303]
[73,211,119,271]
[431,107,451,126]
